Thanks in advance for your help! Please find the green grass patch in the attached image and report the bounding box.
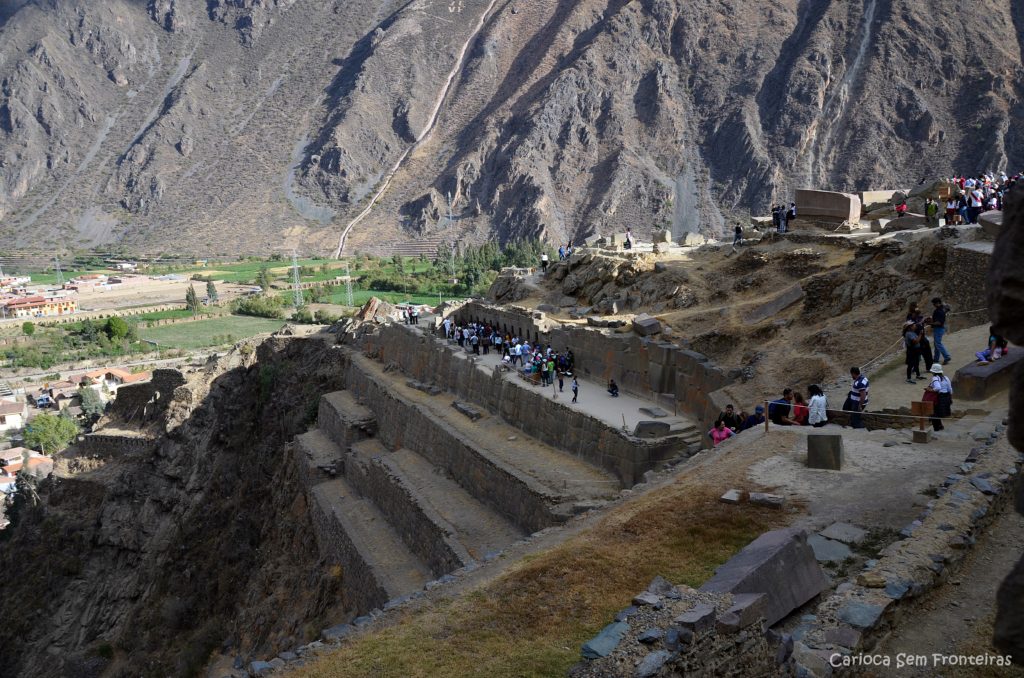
[140,316,285,349]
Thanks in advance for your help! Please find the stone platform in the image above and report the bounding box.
[953,349,1023,401]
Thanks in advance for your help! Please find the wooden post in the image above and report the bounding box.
[910,401,933,431]
[764,400,770,433]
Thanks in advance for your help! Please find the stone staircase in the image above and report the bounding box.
[294,345,621,616]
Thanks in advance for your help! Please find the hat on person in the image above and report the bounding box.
[930,364,944,374]
[755,405,765,413]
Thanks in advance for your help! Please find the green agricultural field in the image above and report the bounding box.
[324,288,441,307]
[140,316,285,349]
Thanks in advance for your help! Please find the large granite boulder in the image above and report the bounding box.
[880,214,928,233]
[795,189,861,222]
[979,210,1003,239]
[992,186,1024,662]
[700,528,828,625]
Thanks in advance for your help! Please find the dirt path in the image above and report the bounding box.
[878,502,1024,676]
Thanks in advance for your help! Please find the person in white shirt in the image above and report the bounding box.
[807,384,828,427]
[926,364,953,431]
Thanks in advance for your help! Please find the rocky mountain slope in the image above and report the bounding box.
[0,336,352,676]
[0,0,1022,255]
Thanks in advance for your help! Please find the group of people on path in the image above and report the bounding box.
[902,298,952,384]
[771,202,798,233]
[441,318,580,401]
[400,306,422,324]
[943,172,1020,225]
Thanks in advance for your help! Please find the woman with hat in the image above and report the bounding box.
[925,364,953,431]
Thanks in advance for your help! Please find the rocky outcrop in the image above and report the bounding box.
[0,337,353,675]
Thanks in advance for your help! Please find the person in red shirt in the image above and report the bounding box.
[792,392,809,425]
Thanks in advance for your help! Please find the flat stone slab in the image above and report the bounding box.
[837,601,887,630]
[953,349,1024,401]
[700,528,828,626]
[581,621,629,659]
[749,492,785,509]
[636,650,671,678]
[674,603,716,633]
[979,210,1003,238]
[451,401,483,421]
[807,533,853,563]
[819,522,867,545]
[720,489,743,504]
[633,420,672,439]
[638,406,670,418]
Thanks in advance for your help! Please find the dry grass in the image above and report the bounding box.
[294,482,786,678]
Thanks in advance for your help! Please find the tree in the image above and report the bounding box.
[79,386,105,419]
[105,316,130,340]
[256,266,273,293]
[185,284,201,315]
[24,412,79,455]
[21,321,34,336]
[206,280,219,304]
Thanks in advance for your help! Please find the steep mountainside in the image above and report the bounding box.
[0,0,1022,255]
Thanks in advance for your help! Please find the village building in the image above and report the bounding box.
[2,295,78,318]
[0,400,27,433]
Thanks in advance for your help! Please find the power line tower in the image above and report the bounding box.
[344,261,354,307]
[291,250,303,308]
[54,257,64,286]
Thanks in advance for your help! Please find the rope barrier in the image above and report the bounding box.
[758,399,994,427]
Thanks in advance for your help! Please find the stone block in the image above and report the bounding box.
[452,401,483,421]
[860,189,908,207]
[807,434,843,470]
[727,592,768,628]
[953,349,1024,401]
[700,528,828,625]
[632,314,662,336]
[749,492,785,509]
[636,650,672,678]
[720,489,744,504]
[824,625,863,649]
[743,284,804,324]
[248,661,273,677]
[819,522,867,545]
[633,420,672,438]
[912,429,931,444]
[654,228,673,243]
[807,533,853,563]
[881,214,928,233]
[795,188,861,222]
[979,210,1003,239]
[674,603,716,633]
[321,623,356,642]
[837,601,888,630]
[610,233,627,246]
[681,231,707,246]
[581,621,629,659]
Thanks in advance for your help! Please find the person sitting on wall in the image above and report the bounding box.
[708,420,736,447]
[768,388,797,426]
[717,404,744,432]
[607,379,619,397]
[741,405,766,431]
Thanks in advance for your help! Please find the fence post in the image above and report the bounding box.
[764,400,769,433]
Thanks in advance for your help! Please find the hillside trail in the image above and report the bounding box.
[877,504,1024,676]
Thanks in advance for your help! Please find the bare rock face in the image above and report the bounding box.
[0,0,1022,255]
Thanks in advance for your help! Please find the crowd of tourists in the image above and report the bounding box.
[441,318,580,400]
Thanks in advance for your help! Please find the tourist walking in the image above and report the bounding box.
[807,385,828,427]
[930,297,952,365]
[925,198,939,226]
[733,224,743,247]
[541,252,549,272]
[843,366,869,429]
[926,364,953,431]
[571,377,579,403]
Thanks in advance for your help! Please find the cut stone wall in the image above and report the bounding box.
[340,351,568,533]
[107,369,187,425]
[945,241,993,327]
[361,324,686,486]
[80,433,157,456]
[451,302,734,444]
[344,446,470,576]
